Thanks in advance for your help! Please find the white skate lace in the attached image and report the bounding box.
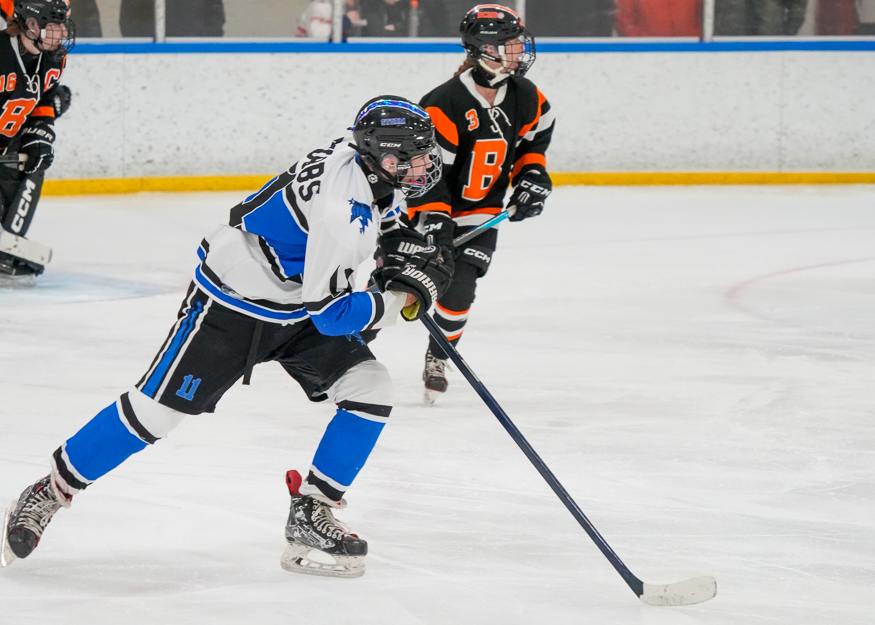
[15,479,63,536]
[311,502,350,541]
[425,353,446,378]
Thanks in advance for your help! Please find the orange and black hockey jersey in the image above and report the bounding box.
[407,67,555,224]
[0,4,65,153]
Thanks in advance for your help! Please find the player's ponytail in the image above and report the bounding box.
[454,58,477,77]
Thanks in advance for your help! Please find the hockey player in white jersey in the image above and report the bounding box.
[1,96,452,578]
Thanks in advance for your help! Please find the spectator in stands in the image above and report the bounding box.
[120,0,225,37]
[857,0,875,33]
[615,0,701,36]
[815,0,858,33]
[71,0,102,37]
[296,0,366,40]
[527,0,614,36]
[747,0,807,34]
[714,0,747,35]
[361,0,410,37]
[417,0,452,36]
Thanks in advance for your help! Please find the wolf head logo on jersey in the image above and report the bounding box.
[349,199,373,234]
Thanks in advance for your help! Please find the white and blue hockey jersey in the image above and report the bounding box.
[193,137,408,336]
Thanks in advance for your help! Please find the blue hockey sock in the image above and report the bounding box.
[62,399,149,482]
[309,409,386,496]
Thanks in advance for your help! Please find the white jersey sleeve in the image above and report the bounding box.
[301,147,406,335]
[194,137,406,332]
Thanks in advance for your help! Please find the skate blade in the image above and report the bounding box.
[423,388,444,406]
[280,542,365,578]
[0,273,36,289]
[1,501,18,567]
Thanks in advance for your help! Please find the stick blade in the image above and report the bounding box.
[639,576,717,606]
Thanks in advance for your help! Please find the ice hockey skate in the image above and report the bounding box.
[281,470,367,578]
[0,230,51,289]
[1,475,71,567]
[423,348,448,405]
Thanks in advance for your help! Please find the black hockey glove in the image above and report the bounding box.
[371,227,428,291]
[53,85,73,118]
[420,211,455,253]
[385,242,454,321]
[19,122,56,174]
[508,175,551,222]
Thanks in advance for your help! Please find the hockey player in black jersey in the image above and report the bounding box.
[1,96,452,578]
[0,0,74,286]
[405,4,555,404]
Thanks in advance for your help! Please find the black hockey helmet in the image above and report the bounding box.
[460,4,535,86]
[352,96,442,198]
[13,0,76,61]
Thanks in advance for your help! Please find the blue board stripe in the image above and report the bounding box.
[141,300,204,397]
[71,39,875,55]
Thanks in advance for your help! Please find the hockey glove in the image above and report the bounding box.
[19,122,56,174]
[420,211,455,253]
[508,175,551,222]
[385,243,454,321]
[53,85,73,119]
[371,227,428,291]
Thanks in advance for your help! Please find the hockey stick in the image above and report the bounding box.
[419,314,717,606]
[452,210,510,247]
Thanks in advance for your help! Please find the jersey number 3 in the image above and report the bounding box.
[0,99,37,138]
[462,138,508,202]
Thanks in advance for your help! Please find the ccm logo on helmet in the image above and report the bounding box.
[380,142,402,148]
[381,118,406,126]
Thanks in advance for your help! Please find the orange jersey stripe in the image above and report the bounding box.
[445,331,464,341]
[408,201,450,218]
[426,106,459,147]
[511,153,547,181]
[0,0,13,18]
[32,107,56,118]
[518,89,547,138]
[436,302,470,317]
[450,206,503,218]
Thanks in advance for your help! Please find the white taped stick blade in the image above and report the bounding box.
[639,576,717,606]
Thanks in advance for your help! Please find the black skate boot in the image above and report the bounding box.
[0,251,43,289]
[2,475,71,567]
[280,470,367,578]
[423,348,448,405]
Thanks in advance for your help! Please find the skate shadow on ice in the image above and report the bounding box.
[0,272,175,306]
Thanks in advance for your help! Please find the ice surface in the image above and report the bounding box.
[1,186,874,624]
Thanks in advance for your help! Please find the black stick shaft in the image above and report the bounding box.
[420,313,645,597]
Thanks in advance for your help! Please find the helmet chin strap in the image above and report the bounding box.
[472,61,510,88]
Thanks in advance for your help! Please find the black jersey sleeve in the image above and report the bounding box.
[28,57,66,127]
[406,88,458,221]
[511,84,555,189]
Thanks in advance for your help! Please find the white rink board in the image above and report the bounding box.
[2,185,875,624]
[50,50,875,179]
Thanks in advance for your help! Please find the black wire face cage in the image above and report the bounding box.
[352,98,444,198]
[16,0,76,61]
[395,143,443,199]
[478,31,535,79]
[461,5,536,79]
